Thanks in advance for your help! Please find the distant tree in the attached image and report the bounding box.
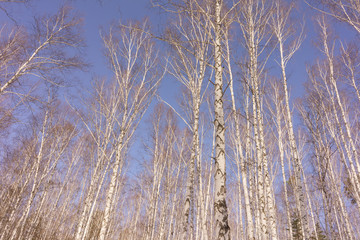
[237,0,278,238]
[270,1,310,238]
[291,212,302,240]
[0,94,78,240]
[344,175,359,205]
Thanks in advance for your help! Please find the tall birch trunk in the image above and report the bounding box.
[318,17,360,209]
[271,2,309,237]
[225,25,254,240]
[269,82,293,239]
[98,130,126,240]
[239,1,278,237]
[182,101,199,240]
[9,110,49,240]
[213,0,230,239]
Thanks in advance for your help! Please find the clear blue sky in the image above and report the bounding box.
[0,0,342,106]
[1,0,356,100]
[1,0,356,149]
[1,0,358,181]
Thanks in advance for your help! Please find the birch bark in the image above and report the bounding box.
[239,1,278,238]
[213,0,230,239]
[225,27,254,240]
[271,2,308,237]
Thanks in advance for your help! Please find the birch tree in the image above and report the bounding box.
[310,0,360,34]
[97,21,164,240]
[74,21,164,240]
[0,5,83,147]
[0,6,83,95]
[340,42,360,104]
[140,104,189,240]
[296,15,360,236]
[298,72,357,239]
[153,0,235,238]
[266,79,293,239]
[237,0,278,238]
[165,1,212,238]
[224,20,255,239]
[212,0,231,238]
[317,16,360,212]
[0,95,78,240]
[270,1,309,238]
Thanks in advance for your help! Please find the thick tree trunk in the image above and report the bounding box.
[213,1,230,239]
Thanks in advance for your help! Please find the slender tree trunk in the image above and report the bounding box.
[319,19,360,207]
[213,0,230,239]
[328,163,354,239]
[98,130,125,240]
[182,100,199,240]
[10,111,49,240]
[226,28,254,240]
[271,85,293,239]
[278,36,308,240]
[242,1,278,237]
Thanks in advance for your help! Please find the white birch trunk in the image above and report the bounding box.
[226,28,254,240]
[271,84,293,239]
[98,130,125,240]
[9,110,49,240]
[318,20,360,210]
[240,1,278,237]
[279,39,308,240]
[213,0,230,239]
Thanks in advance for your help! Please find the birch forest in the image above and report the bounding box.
[1,0,360,239]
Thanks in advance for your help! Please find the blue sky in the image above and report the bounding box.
[1,0,356,157]
[70,0,178,107]
[1,0,358,190]
[2,0,355,100]
[0,0,334,107]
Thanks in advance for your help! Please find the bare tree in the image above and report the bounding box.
[152,0,236,238]
[97,21,164,240]
[0,93,78,240]
[141,104,188,240]
[317,16,360,211]
[164,1,212,238]
[270,1,310,238]
[0,5,84,139]
[340,42,360,104]
[73,20,164,240]
[237,0,278,238]
[0,6,83,95]
[224,19,255,239]
[212,0,231,238]
[308,0,360,34]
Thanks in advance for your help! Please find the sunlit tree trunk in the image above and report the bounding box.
[239,1,277,238]
[317,17,360,211]
[213,1,230,239]
[74,85,118,240]
[225,26,253,239]
[299,60,358,238]
[98,22,163,240]
[271,1,309,238]
[268,80,293,239]
[8,110,48,240]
